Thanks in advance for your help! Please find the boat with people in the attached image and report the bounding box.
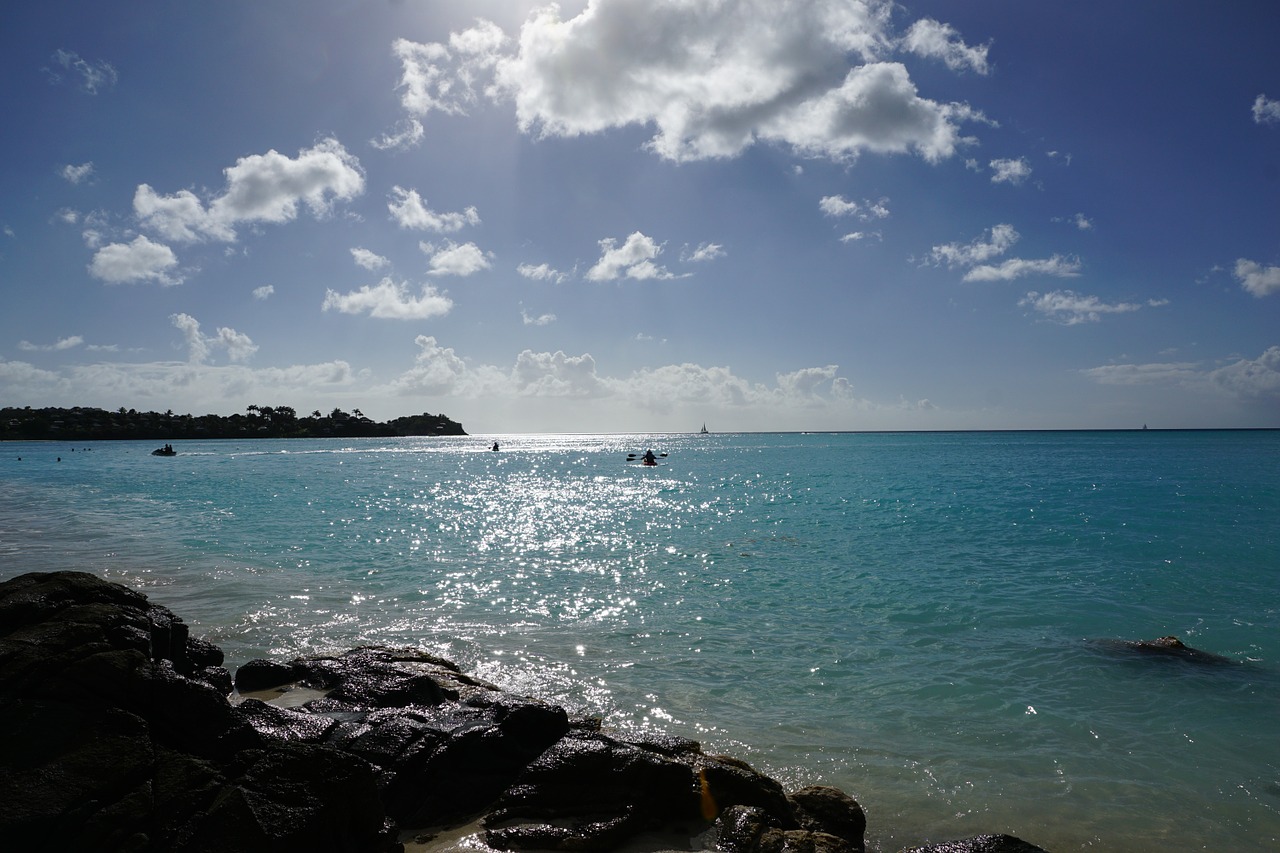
[151,444,176,456]
[627,450,666,466]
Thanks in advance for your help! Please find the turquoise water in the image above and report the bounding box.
[1,431,1277,852]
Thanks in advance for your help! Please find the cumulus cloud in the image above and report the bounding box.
[1252,94,1280,125]
[1235,258,1280,297]
[89,235,181,285]
[170,313,257,364]
[395,2,983,165]
[422,241,493,277]
[252,285,275,300]
[820,195,890,220]
[901,19,990,74]
[514,350,607,397]
[1084,347,1280,401]
[930,223,1019,267]
[391,20,508,117]
[388,187,481,232]
[321,277,453,319]
[990,157,1031,184]
[1019,290,1154,324]
[61,162,94,184]
[587,232,677,281]
[518,262,569,283]
[382,335,498,396]
[351,247,390,270]
[47,50,117,93]
[134,138,364,243]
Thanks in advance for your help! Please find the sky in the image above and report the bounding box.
[2,0,1278,433]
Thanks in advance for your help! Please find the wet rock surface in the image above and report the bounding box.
[0,572,1050,852]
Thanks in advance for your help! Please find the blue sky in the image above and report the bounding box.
[2,0,1278,432]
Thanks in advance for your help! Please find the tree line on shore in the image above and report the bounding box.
[1,405,467,441]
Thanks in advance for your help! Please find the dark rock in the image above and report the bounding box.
[169,741,397,852]
[234,658,301,692]
[788,786,866,851]
[1091,635,1237,666]
[0,571,399,853]
[1,571,1051,853]
[900,834,1050,853]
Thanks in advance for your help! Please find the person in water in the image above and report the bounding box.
[492,441,500,451]
[642,449,656,464]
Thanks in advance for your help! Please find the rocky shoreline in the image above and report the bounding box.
[0,571,1048,852]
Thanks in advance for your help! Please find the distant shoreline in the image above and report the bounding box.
[1,405,467,442]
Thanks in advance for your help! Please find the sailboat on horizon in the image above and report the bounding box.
[699,423,709,435]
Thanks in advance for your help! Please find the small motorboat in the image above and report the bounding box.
[151,444,177,456]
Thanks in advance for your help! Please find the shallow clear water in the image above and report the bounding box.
[2,431,1278,852]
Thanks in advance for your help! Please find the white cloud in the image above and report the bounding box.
[1252,94,1280,125]
[18,336,84,352]
[1210,346,1280,398]
[351,247,390,270]
[422,240,493,277]
[990,157,1031,184]
[388,186,481,232]
[901,19,990,75]
[89,235,181,285]
[398,3,981,165]
[684,242,726,262]
[47,50,117,94]
[252,285,275,300]
[840,231,881,243]
[1084,347,1280,401]
[134,139,364,243]
[1019,290,1147,324]
[513,350,607,397]
[521,309,557,326]
[61,162,94,184]
[391,20,508,118]
[587,231,676,281]
[517,262,569,283]
[821,195,890,221]
[321,277,453,319]
[371,118,425,151]
[930,224,1019,267]
[964,255,1081,282]
[1235,258,1280,297]
[170,313,257,364]
[820,195,861,217]
[1072,213,1092,230]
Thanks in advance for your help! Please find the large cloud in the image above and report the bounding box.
[134,138,364,243]
[394,0,983,164]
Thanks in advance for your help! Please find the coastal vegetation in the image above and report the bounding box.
[0,405,466,441]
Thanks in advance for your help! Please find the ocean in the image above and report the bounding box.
[1,430,1277,852]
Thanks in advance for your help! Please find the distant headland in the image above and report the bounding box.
[0,405,467,441]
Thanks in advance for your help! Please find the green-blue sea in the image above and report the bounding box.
[2,430,1277,852]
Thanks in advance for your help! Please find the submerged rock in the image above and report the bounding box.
[1092,634,1237,666]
